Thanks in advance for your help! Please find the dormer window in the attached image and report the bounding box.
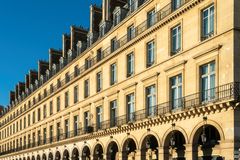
[46,70,50,80]
[129,0,137,13]
[67,50,72,63]
[113,9,121,26]
[40,75,44,85]
[99,24,105,38]
[77,41,81,56]
[87,33,93,47]
[60,57,64,69]
[52,64,56,75]
[30,84,34,92]
[35,80,38,88]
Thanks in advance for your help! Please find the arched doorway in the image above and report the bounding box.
[163,130,186,160]
[48,152,53,160]
[27,157,30,160]
[23,157,26,160]
[93,144,104,160]
[36,155,40,160]
[63,150,70,160]
[192,124,223,160]
[72,148,79,160]
[141,134,159,160]
[107,141,119,160]
[42,154,47,160]
[55,151,61,160]
[31,155,35,160]
[122,138,137,160]
[82,146,91,160]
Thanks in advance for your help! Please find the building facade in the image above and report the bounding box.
[0,0,240,160]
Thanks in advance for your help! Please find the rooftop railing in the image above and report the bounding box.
[1,0,192,129]
[0,82,239,156]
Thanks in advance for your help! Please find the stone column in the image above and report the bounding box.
[219,140,235,160]
[134,150,141,160]
[184,144,193,160]
[158,147,164,160]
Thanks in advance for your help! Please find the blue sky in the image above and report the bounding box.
[0,0,102,107]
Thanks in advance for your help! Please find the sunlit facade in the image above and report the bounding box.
[0,0,240,160]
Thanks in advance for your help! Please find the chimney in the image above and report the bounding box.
[90,5,102,33]
[29,70,38,87]
[0,105,4,116]
[63,34,71,58]
[70,26,88,52]
[49,48,62,69]
[38,60,49,80]
[18,82,25,97]
[15,85,19,99]
[10,91,15,104]
[25,74,30,89]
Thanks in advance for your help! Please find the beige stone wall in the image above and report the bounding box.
[0,0,238,159]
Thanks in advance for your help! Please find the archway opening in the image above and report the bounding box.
[31,155,35,160]
[42,154,47,160]
[55,151,61,160]
[93,144,104,160]
[48,152,53,160]
[27,157,30,160]
[141,134,159,160]
[72,148,79,160]
[82,146,91,160]
[122,138,137,160]
[23,157,26,160]
[163,130,186,160]
[36,155,40,160]
[63,150,70,160]
[192,124,222,160]
[107,141,119,160]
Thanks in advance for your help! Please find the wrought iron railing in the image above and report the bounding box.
[0,82,239,157]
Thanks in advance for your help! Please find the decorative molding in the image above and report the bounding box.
[193,44,222,59]
[164,60,187,72]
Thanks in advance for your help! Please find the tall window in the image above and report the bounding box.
[110,63,117,85]
[28,114,30,126]
[74,85,79,103]
[74,65,79,77]
[84,79,90,98]
[201,61,216,102]
[129,0,137,12]
[170,74,183,109]
[65,119,69,138]
[43,128,47,144]
[49,101,53,115]
[147,9,155,27]
[96,72,102,92]
[84,111,90,131]
[96,106,103,130]
[172,0,182,11]
[49,125,53,143]
[32,111,35,124]
[23,117,26,129]
[127,53,134,77]
[32,132,36,147]
[37,108,41,121]
[126,93,135,122]
[57,96,61,112]
[43,105,47,118]
[111,37,118,52]
[110,100,117,127]
[57,123,61,141]
[113,10,121,26]
[127,25,135,41]
[171,25,181,55]
[146,85,156,116]
[65,72,70,83]
[146,40,155,67]
[74,116,79,136]
[202,5,214,40]
[97,48,103,62]
[85,57,92,70]
[65,91,69,108]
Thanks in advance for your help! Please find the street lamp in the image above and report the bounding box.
[201,117,207,144]
[170,123,176,148]
[146,137,151,149]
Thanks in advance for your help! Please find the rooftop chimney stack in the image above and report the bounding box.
[15,85,19,99]
[63,34,71,58]
[71,26,88,52]
[49,48,62,69]
[25,74,30,89]
[29,70,38,87]
[9,91,15,104]
[38,60,49,80]
[18,82,25,96]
